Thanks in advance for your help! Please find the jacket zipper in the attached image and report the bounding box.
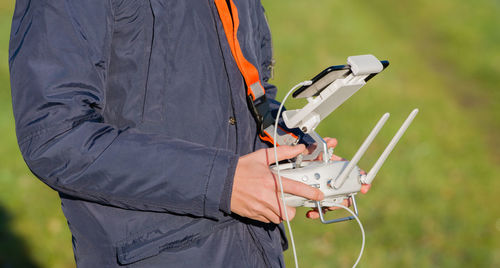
[207,0,239,154]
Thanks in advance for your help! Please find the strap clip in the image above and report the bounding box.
[247,94,270,136]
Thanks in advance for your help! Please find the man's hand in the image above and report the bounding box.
[231,145,324,224]
[305,137,371,219]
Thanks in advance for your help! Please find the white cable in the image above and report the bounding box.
[273,80,312,268]
[329,203,366,268]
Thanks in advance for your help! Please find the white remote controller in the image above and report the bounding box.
[271,55,418,222]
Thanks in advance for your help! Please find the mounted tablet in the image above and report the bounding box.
[292,65,351,99]
[282,55,389,133]
[292,59,389,99]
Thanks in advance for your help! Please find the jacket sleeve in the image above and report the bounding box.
[9,0,238,219]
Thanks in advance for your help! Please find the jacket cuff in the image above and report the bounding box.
[219,156,237,215]
[204,149,238,218]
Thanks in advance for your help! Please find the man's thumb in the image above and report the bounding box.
[267,144,305,164]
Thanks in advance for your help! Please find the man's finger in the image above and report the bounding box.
[260,208,281,224]
[281,178,324,201]
[324,137,338,148]
[306,210,319,219]
[283,206,296,221]
[254,216,271,223]
[361,184,371,194]
[266,145,306,164]
[268,213,282,224]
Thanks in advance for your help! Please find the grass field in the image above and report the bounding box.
[1,0,499,267]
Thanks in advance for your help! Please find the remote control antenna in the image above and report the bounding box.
[362,109,419,185]
[333,113,390,189]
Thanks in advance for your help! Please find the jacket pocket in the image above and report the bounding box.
[115,217,236,265]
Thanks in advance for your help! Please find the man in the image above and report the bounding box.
[9,0,369,266]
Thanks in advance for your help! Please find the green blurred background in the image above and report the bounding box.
[0,0,499,267]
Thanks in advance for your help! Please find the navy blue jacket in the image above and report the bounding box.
[10,0,287,266]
